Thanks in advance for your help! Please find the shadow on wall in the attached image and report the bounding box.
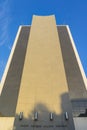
[13,93,75,130]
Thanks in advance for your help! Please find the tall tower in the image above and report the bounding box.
[0,15,87,130]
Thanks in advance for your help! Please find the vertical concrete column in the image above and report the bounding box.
[14,16,74,130]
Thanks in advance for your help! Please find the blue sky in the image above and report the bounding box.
[0,0,87,80]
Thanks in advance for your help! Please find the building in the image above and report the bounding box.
[0,15,87,130]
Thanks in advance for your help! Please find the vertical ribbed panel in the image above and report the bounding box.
[58,26,87,99]
[0,26,30,116]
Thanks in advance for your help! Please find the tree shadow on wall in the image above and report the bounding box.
[13,93,75,130]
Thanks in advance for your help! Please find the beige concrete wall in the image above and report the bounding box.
[16,15,68,116]
[13,16,74,130]
[0,117,14,130]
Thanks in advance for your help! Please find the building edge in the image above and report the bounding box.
[66,25,87,90]
[0,26,22,95]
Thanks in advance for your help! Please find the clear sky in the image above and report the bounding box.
[0,0,87,80]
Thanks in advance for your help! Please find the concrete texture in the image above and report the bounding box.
[0,117,14,130]
[13,16,74,130]
[58,26,87,99]
[74,117,87,130]
[58,26,87,119]
[0,26,30,116]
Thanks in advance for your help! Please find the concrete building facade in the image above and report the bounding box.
[0,15,87,130]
